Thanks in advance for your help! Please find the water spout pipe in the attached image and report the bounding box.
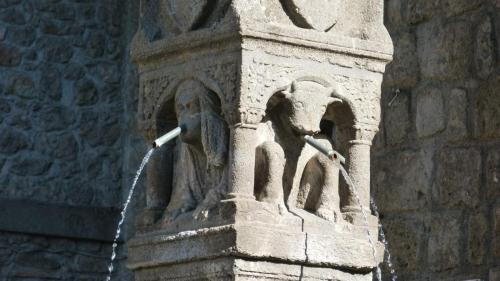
[152,127,182,148]
[303,135,346,164]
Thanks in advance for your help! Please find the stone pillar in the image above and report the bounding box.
[127,0,392,280]
[343,124,378,224]
[227,124,257,200]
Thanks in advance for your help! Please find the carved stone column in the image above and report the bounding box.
[128,0,392,280]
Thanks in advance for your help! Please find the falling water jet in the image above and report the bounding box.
[303,135,398,281]
[105,127,182,281]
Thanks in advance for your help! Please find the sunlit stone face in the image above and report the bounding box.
[175,81,203,146]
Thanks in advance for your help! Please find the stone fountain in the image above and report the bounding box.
[127,0,393,280]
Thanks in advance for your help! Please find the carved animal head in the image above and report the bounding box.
[279,80,342,135]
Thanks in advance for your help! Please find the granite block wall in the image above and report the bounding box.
[0,0,142,279]
[374,0,500,280]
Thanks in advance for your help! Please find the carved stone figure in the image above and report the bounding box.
[297,142,342,222]
[162,79,229,223]
[281,0,339,31]
[129,0,392,279]
[255,79,343,221]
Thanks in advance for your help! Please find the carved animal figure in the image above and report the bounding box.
[255,79,343,221]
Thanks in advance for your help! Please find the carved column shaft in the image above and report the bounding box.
[227,125,257,200]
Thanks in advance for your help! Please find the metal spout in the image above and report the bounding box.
[303,135,346,164]
[152,127,182,148]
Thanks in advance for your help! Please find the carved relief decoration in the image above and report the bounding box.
[138,62,238,135]
[280,0,340,31]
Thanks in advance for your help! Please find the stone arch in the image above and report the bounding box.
[153,76,226,137]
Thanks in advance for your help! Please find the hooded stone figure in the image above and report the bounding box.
[162,79,229,223]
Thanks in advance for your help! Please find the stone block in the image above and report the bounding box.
[494,208,500,257]
[40,67,62,101]
[467,213,487,265]
[384,89,411,145]
[133,258,372,281]
[486,149,500,200]
[428,213,462,272]
[446,88,468,140]
[441,0,484,18]
[385,0,403,30]
[377,216,424,272]
[74,78,98,106]
[476,76,500,139]
[403,0,439,25]
[415,84,445,138]
[38,105,75,132]
[372,149,433,212]
[14,252,61,270]
[0,127,28,154]
[10,155,52,176]
[7,25,36,47]
[384,32,419,89]
[43,40,73,63]
[0,43,21,66]
[6,72,36,99]
[434,148,481,208]
[490,267,500,281]
[475,16,495,80]
[0,7,25,25]
[44,132,79,161]
[417,19,473,82]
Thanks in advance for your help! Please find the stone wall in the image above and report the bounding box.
[373,0,500,280]
[0,0,141,279]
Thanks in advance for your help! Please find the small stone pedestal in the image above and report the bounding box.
[128,1,392,280]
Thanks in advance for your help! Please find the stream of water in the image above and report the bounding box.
[103,144,397,281]
[339,165,398,281]
[105,148,155,281]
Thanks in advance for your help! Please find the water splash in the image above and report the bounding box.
[370,197,398,281]
[105,148,155,281]
[339,165,397,281]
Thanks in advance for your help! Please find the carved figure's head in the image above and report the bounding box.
[279,80,341,135]
[175,79,228,167]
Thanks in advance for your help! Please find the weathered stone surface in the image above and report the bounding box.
[428,213,461,272]
[0,7,25,24]
[494,208,500,258]
[475,16,495,80]
[10,155,52,176]
[486,149,500,200]
[384,32,419,89]
[7,25,36,46]
[74,78,98,106]
[380,216,424,272]
[6,73,36,98]
[38,106,74,132]
[373,149,433,212]
[45,132,79,161]
[384,89,411,145]
[476,76,500,139]
[0,43,21,66]
[446,88,468,140]
[0,127,28,154]
[434,148,481,209]
[417,20,473,81]
[40,67,62,101]
[415,83,445,138]
[468,213,487,265]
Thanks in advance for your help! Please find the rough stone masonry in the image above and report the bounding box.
[127,0,392,280]
[374,0,500,280]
